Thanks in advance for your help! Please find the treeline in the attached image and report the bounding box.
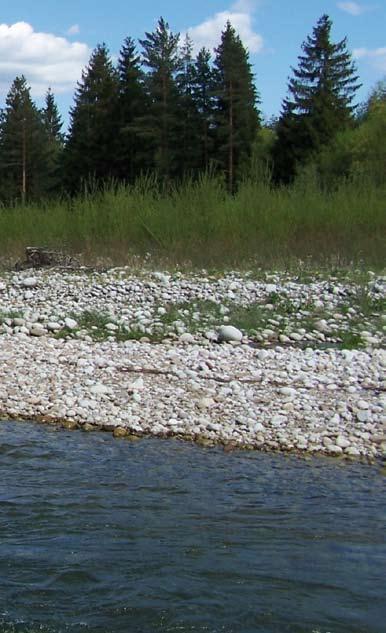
[0,13,385,205]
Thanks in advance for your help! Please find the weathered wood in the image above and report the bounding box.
[15,247,78,270]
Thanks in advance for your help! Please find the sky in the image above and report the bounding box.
[0,0,385,129]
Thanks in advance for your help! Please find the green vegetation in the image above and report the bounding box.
[0,77,55,203]
[0,14,384,272]
[0,174,384,267]
[0,310,24,323]
[55,310,151,342]
[272,14,360,184]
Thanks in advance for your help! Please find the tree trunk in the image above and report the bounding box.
[21,118,26,205]
[228,80,234,193]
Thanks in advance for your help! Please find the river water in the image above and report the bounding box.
[0,420,385,633]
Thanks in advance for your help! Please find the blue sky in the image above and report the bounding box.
[1,0,385,128]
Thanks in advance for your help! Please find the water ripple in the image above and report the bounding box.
[0,420,385,633]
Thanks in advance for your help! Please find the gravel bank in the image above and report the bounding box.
[0,267,385,460]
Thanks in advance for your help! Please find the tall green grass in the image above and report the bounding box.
[0,174,384,268]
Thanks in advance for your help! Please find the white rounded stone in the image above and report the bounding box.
[357,410,370,423]
[218,325,243,343]
[22,277,38,288]
[278,387,296,397]
[29,324,45,337]
[90,384,112,396]
[336,435,351,449]
[47,322,61,331]
[64,317,78,330]
[179,333,195,344]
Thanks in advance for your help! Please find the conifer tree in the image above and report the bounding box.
[272,14,361,183]
[213,22,261,191]
[139,17,182,178]
[41,88,64,193]
[192,47,216,171]
[116,36,148,182]
[175,34,201,175]
[64,43,119,191]
[42,88,63,143]
[0,75,48,203]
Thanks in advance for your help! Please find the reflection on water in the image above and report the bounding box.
[0,420,385,633]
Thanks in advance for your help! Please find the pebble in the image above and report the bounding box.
[0,267,384,460]
[336,436,351,449]
[278,387,296,397]
[179,333,195,344]
[64,317,78,330]
[22,277,38,288]
[90,384,112,396]
[29,324,46,337]
[47,322,61,331]
[218,325,243,342]
[357,411,370,423]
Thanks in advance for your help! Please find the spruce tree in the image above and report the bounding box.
[272,14,361,183]
[139,17,182,178]
[213,22,261,191]
[116,36,148,182]
[175,34,201,176]
[192,47,216,172]
[42,88,63,143]
[0,75,48,203]
[64,43,119,191]
[41,88,64,193]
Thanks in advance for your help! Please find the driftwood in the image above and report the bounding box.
[117,365,384,392]
[15,247,79,270]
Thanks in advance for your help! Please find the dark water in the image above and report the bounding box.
[0,421,385,633]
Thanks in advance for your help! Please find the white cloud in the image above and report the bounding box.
[354,46,386,70]
[0,21,90,97]
[67,24,80,36]
[185,1,263,54]
[337,2,368,16]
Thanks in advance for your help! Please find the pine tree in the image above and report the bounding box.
[139,17,182,178]
[64,43,119,191]
[41,88,64,193]
[213,22,261,191]
[116,36,148,182]
[0,76,48,203]
[272,14,361,183]
[192,47,216,171]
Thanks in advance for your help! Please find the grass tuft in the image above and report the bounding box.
[0,175,384,269]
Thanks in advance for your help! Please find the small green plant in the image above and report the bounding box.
[335,330,364,350]
[355,291,385,317]
[225,302,270,334]
[158,299,223,333]
[75,310,112,330]
[0,310,23,323]
[267,291,280,304]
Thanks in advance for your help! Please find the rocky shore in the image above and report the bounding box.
[0,266,385,460]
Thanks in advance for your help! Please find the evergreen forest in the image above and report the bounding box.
[0,15,385,267]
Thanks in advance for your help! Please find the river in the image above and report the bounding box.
[0,420,385,633]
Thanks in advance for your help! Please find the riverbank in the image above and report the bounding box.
[0,267,385,460]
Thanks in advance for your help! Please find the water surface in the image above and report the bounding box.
[0,420,385,633]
